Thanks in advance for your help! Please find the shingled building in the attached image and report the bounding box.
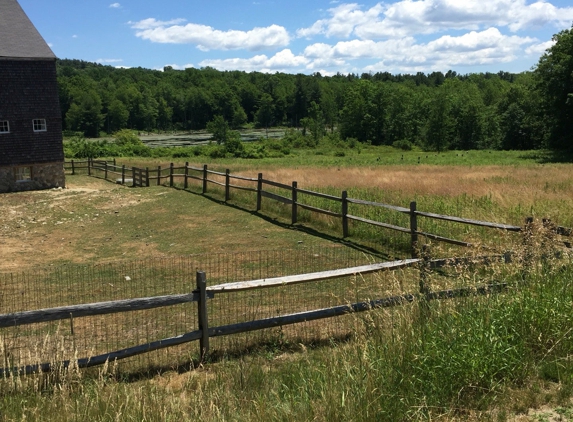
[0,0,65,192]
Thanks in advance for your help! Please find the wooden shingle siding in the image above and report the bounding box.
[0,59,63,167]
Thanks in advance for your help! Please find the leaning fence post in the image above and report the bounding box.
[342,191,349,238]
[202,165,208,194]
[292,181,298,224]
[256,173,263,211]
[419,244,431,296]
[196,271,209,362]
[410,201,418,258]
[225,169,230,202]
[184,162,189,189]
[170,163,174,187]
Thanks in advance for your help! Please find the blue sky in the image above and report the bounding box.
[17,0,573,75]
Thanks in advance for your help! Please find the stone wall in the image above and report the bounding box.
[0,161,65,193]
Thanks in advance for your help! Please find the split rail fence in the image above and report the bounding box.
[0,252,519,376]
[63,159,559,259]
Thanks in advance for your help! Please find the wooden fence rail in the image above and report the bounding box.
[0,255,513,376]
[65,160,570,257]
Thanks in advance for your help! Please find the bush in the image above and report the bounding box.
[392,139,414,151]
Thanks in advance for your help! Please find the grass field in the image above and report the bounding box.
[2,148,573,421]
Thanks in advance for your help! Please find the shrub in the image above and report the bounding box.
[392,139,414,151]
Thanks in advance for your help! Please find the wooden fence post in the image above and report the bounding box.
[184,162,189,189]
[522,216,534,278]
[292,181,298,224]
[410,201,418,258]
[157,166,161,186]
[121,165,125,185]
[342,191,349,238]
[104,161,108,180]
[131,167,136,187]
[225,169,230,202]
[202,165,208,194]
[71,160,75,175]
[419,244,431,296]
[113,158,116,167]
[256,173,263,211]
[88,158,91,176]
[169,163,174,187]
[146,167,150,187]
[196,271,209,362]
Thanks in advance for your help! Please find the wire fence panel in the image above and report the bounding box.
[0,246,380,372]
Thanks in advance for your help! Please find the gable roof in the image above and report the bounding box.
[0,0,55,59]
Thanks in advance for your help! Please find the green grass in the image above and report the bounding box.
[2,253,573,421]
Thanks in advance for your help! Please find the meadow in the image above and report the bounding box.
[1,147,573,421]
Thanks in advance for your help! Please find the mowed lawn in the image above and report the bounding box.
[0,175,332,272]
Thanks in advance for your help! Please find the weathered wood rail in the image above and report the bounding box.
[64,159,557,258]
[0,255,513,376]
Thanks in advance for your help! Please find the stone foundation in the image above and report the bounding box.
[0,162,65,193]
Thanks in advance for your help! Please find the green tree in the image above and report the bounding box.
[534,24,573,148]
[65,90,104,137]
[206,115,229,144]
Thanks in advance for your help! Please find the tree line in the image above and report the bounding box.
[57,24,573,151]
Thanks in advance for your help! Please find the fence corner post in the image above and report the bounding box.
[256,173,263,211]
[410,201,418,258]
[196,271,209,362]
[225,169,230,202]
[202,165,208,194]
[342,191,349,238]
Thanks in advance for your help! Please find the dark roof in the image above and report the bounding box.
[0,0,55,59]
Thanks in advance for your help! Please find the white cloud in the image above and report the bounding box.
[109,3,121,8]
[129,18,187,30]
[200,49,308,72]
[301,28,536,72]
[131,19,290,51]
[525,39,555,55]
[296,1,573,40]
[72,35,78,38]
[96,58,123,64]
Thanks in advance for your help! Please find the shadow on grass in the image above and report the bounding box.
[171,184,404,261]
[519,149,573,164]
[111,332,354,383]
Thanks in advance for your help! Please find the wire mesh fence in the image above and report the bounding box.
[1,245,411,373]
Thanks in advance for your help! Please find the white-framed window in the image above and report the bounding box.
[15,166,32,181]
[33,119,47,132]
[0,120,9,133]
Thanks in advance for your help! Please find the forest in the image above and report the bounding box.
[57,25,573,153]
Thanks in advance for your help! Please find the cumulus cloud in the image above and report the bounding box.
[296,0,573,40]
[525,39,555,55]
[109,3,121,8]
[130,19,290,51]
[200,49,308,72]
[301,28,536,72]
[96,58,123,64]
